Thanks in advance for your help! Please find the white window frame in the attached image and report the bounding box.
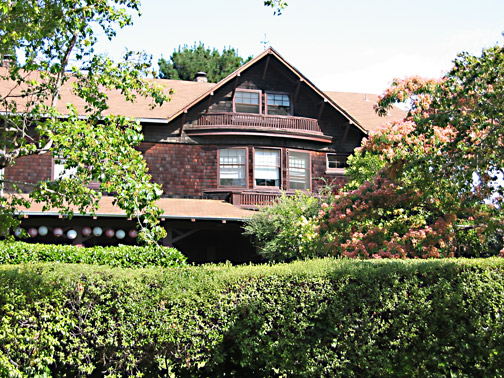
[253,148,281,189]
[218,147,248,188]
[326,153,348,175]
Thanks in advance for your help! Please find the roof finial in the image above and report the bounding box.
[261,34,270,51]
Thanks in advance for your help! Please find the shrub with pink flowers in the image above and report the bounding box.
[319,46,504,259]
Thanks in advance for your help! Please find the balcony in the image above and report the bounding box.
[231,191,282,209]
[193,112,323,134]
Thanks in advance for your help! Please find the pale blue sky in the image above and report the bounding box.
[94,0,504,95]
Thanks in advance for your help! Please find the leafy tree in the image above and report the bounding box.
[0,0,171,243]
[158,43,252,83]
[318,46,504,258]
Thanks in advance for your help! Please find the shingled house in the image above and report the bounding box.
[2,48,404,262]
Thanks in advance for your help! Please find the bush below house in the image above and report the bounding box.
[1,258,504,377]
[0,240,187,268]
[243,191,329,262]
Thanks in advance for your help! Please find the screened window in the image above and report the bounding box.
[254,149,280,187]
[288,151,310,190]
[234,90,261,114]
[267,93,291,115]
[327,154,349,170]
[219,148,246,186]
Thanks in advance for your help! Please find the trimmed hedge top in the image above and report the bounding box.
[1,258,504,376]
[0,240,187,268]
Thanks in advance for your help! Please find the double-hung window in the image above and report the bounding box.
[234,90,261,114]
[254,149,280,187]
[234,90,291,115]
[267,93,291,115]
[288,151,310,190]
[219,148,247,187]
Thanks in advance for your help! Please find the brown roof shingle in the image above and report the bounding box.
[1,59,406,132]
[0,67,215,120]
[324,91,406,133]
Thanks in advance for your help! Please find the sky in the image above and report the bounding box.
[93,0,504,95]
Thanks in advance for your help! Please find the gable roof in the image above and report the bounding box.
[0,49,405,132]
[166,47,371,133]
[150,47,406,133]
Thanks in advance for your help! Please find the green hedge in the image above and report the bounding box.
[1,259,504,377]
[0,240,186,268]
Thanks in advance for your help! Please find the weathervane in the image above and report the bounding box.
[261,34,270,50]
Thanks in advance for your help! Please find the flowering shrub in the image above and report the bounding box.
[319,46,504,259]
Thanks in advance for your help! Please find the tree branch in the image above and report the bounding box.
[51,31,79,108]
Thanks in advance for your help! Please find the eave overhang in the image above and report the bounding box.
[184,127,332,143]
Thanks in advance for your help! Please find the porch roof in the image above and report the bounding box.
[13,195,255,221]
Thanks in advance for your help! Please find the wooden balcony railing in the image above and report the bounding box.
[231,191,282,208]
[196,112,322,134]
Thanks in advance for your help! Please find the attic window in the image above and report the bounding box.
[267,93,290,115]
[234,90,261,114]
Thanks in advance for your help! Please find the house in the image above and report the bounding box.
[1,48,405,262]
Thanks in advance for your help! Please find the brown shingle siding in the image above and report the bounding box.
[140,143,218,198]
[4,154,52,191]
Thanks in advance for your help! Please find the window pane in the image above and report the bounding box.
[255,149,280,187]
[219,149,246,186]
[255,149,280,166]
[236,103,260,113]
[235,91,260,113]
[327,154,348,169]
[267,93,290,115]
[267,93,290,107]
[236,91,259,105]
[289,152,310,190]
[220,148,246,165]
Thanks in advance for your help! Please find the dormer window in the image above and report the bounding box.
[234,90,261,114]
